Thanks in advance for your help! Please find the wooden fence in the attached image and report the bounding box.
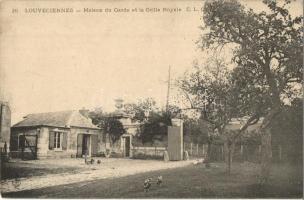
[184,142,286,162]
[131,143,287,162]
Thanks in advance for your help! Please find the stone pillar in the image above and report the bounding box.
[167,118,183,161]
[0,102,11,152]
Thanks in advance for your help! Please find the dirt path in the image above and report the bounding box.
[1,158,193,193]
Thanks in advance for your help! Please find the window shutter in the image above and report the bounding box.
[77,134,83,157]
[49,131,55,150]
[62,133,68,150]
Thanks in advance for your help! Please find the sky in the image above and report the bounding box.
[0,0,302,124]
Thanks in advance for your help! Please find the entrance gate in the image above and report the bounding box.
[18,134,38,160]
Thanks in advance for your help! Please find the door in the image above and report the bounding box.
[125,136,130,157]
[82,134,90,156]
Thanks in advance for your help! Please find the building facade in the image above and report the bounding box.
[10,110,102,159]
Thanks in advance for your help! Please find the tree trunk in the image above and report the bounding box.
[259,105,280,184]
[224,138,235,174]
[224,140,229,171]
[206,138,212,162]
[260,126,272,184]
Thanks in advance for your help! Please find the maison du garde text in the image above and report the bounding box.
[83,7,183,13]
[22,7,200,14]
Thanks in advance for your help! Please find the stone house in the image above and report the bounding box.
[10,110,101,159]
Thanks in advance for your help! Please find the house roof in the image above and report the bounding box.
[13,110,100,129]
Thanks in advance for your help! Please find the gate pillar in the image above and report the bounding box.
[167,119,183,161]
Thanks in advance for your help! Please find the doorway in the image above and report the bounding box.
[82,134,90,156]
[124,136,130,157]
[77,134,91,157]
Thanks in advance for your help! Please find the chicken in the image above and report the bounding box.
[156,176,163,186]
[144,178,152,192]
[193,158,204,165]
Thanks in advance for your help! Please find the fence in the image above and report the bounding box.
[184,142,288,163]
[131,143,289,162]
[184,143,224,161]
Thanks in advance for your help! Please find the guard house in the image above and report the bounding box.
[10,110,101,159]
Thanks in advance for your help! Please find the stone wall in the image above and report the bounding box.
[131,146,166,159]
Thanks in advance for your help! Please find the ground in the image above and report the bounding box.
[1,158,302,198]
[1,160,81,180]
[1,158,192,193]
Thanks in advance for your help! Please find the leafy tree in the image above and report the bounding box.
[124,98,158,122]
[183,118,211,145]
[178,58,247,171]
[89,109,126,152]
[89,107,104,126]
[200,0,303,182]
[139,111,171,144]
[167,105,183,118]
[103,117,126,146]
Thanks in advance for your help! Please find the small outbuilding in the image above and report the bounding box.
[10,110,101,159]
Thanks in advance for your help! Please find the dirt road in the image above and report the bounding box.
[1,158,193,193]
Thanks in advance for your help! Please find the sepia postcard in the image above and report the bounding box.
[0,0,303,198]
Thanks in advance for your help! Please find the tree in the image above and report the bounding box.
[103,117,126,147]
[89,109,126,153]
[201,0,303,182]
[89,107,104,126]
[178,58,243,171]
[123,98,158,122]
[139,111,171,144]
[183,117,211,145]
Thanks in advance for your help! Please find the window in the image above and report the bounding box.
[54,132,62,150]
[49,131,67,150]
